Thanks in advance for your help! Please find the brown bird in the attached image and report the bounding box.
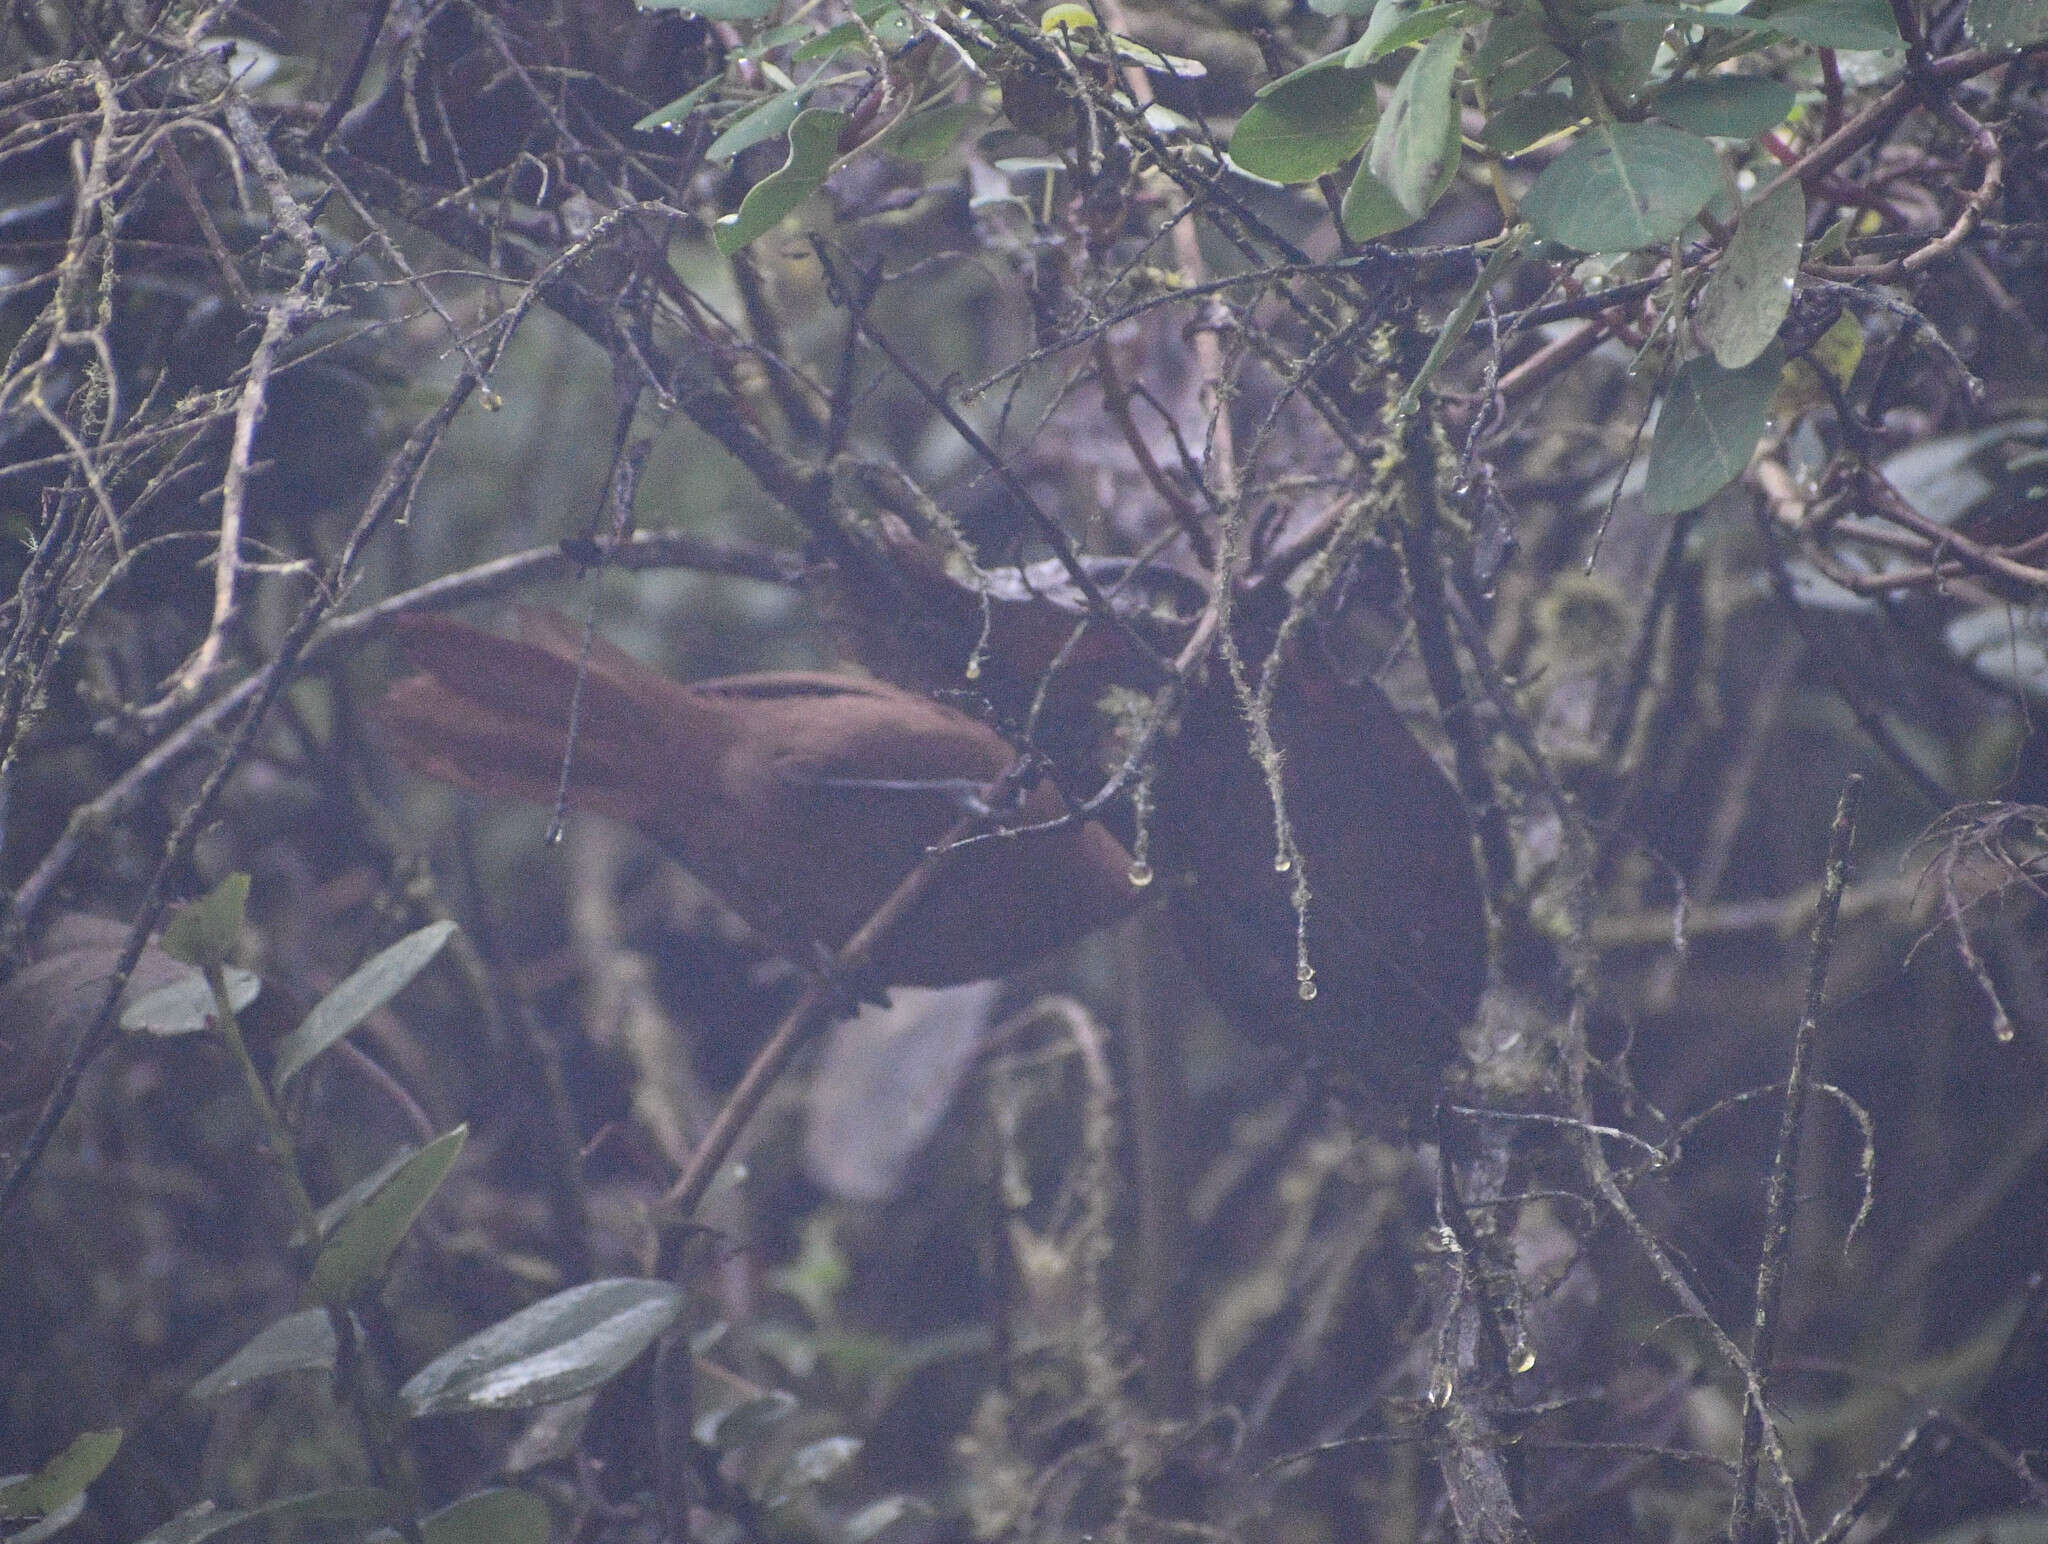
[1153,635,1488,1099]
[378,611,1144,986]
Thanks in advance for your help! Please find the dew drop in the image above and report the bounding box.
[1995,1017,2016,1043]
[1273,853,1292,873]
[481,389,504,413]
[1510,1342,1537,1375]
[1296,962,1315,983]
[1127,860,1153,888]
[1297,979,1318,1002]
[964,658,981,681]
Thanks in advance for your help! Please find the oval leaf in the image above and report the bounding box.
[1743,0,1903,47]
[1968,0,2048,47]
[1480,91,1581,155]
[1109,36,1209,77]
[0,1433,121,1520]
[1946,607,2048,697]
[190,1310,338,1400]
[1523,121,1723,252]
[1341,161,1411,240]
[715,108,847,255]
[274,922,457,1090]
[1230,61,1377,183]
[1696,179,1803,368]
[636,0,777,15]
[119,968,260,1037]
[881,102,980,162]
[1643,343,1785,514]
[7,1492,86,1544]
[634,77,722,133]
[1347,1,1471,63]
[133,1490,393,1544]
[400,1279,685,1416]
[308,1126,467,1305]
[762,1436,863,1507]
[421,1491,550,1544]
[699,1390,800,1449]
[132,1503,247,1544]
[783,1435,862,1488]
[1651,74,1794,139]
[161,875,249,971]
[705,89,808,163]
[1603,0,1901,44]
[1368,28,1463,218]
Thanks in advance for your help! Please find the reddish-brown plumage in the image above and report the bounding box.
[378,612,1143,985]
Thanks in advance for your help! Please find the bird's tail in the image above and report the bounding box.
[377,611,682,827]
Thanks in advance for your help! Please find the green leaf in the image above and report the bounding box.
[273,922,457,1090]
[1039,3,1100,30]
[1229,61,1378,183]
[844,1498,938,1544]
[1743,0,1904,47]
[162,875,249,971]
[794,12,917,62]
[1341,161,1413,240]
[699,1390,799,1448]
[715,107,847,254]
[636,0,776,15]
[634,77,722,133]
[420,1491,550,1544]
[1946,608,2048,697]
[190,1310,338,1400]
[1880,419,2047,523]
[1643,343,1784,514]
[880,102,980,161]
[1695,179,1803,367]
[1108,35,1208,77]
[1252,48,1350,96]
[400,1279,685,1416]
[132,1491,393,1544]
[1396,230,1527,417]
[1523,121,1723,252]
[1487,43,1567,99]
[1368,28,1462,218]
[1480,91,1580,154]
[0,1434,122,1521]
[762,1436,863,1507]
[307,1126,467,1305]
[6,1492,85,1544]
[1585,13,1665,96]
[1651,74,1795,138]
[120,968,260,1036]
[1967,0,2048,46]
[1471,11,1548,76]
[1603,0,1902,46]
[1346,1,1471,63]
[706,89,808,162]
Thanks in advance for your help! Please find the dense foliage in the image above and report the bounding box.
[2,0,2047,1541]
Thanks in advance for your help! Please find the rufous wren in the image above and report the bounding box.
[378,611,1144,985]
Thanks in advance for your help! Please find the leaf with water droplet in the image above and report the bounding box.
[1696,179,1803,369]
[1643,343,1785,514]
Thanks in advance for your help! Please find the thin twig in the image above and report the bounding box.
[660,759,1040,1218]
[1731,774,1864,1543]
